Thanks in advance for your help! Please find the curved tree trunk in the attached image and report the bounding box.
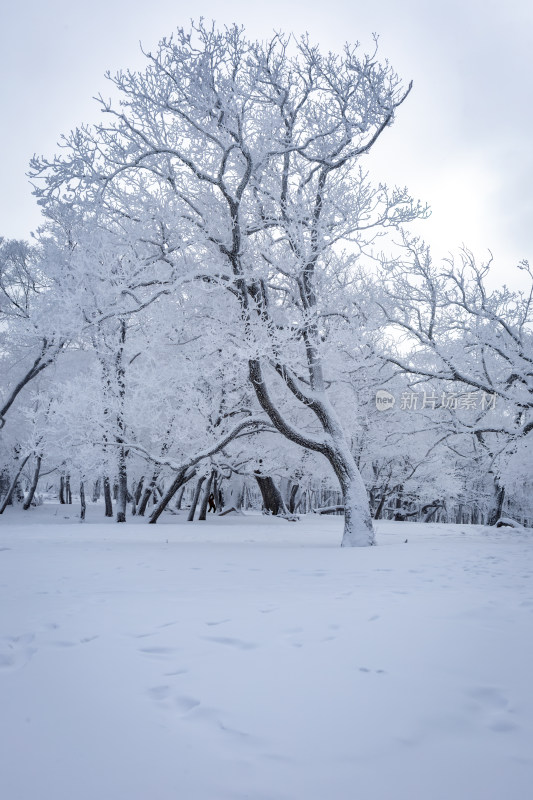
[23,455,42,510]
[327,441,375,547]
[0,454,31,514]
[175,484,186,510]
[149,470,191,524]
[138,471,159,516]
[249,359,374,546]
[288,483,299,514]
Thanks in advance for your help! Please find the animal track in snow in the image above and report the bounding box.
[139,646,179,660]
[468,686,508,710]
[356,666,387,675]
[147,684,172,702]
[175,695,201,713]
[465,686,518,733]
[0,634,36,670]
[203,636,258,650]
[146,685,201,714]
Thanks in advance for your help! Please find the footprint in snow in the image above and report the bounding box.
[203,636,258,650]
[467,686,509,709]
[358,666,387,674]
[466,686,518,732]
[147,685,200,714]
[139,646,179,660]
[0,634,37,670]
[147,685,172,702]
[175,695,201,714]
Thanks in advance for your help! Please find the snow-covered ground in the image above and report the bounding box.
[1,506,532,800]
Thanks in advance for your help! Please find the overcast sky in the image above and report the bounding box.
[2,0,532,286]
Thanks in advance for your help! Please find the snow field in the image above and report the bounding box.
[1,507,532,799]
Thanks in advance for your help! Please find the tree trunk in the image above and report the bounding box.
[175,484,186,510]
[187,476,206,522]
[288,483,299,514]
[23,455,42,510]
[59,475,65,504]
[116,451,127,523]
[149,470,191,524]
[103,476,113,517]
[212,473,223,511]
[65,474,72,504]
[198,471,214,521]
[114,318,128,525]
[80,481,86,521]
[130,482,138,516]
[92,478,101,503]
[0,470,9,501]
[254,473,286,515]
[325,440,375,547]
[488,482,505,526]
[423,504,441,523]
[138,471,159,516]
[134,476,145,505]
[374,491,388,520]
[248,360,374,546]
[0,454,31,514]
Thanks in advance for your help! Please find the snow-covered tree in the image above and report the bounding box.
[0,237,69,431]
[31,23,427,544]
[375,235,533,522]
